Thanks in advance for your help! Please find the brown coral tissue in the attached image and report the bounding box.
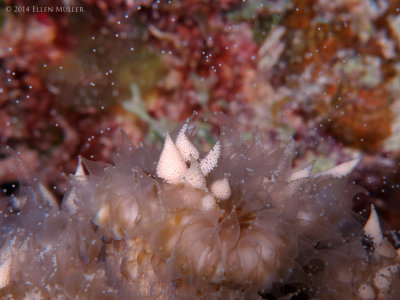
[1,116,399,299]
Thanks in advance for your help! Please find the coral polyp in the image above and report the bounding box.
[151,124,296,289]
[0,117,399,299]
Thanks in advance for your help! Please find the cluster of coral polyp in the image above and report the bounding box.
[1,118,399,299]
[72,122,300,290]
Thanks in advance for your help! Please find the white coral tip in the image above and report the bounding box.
[364,204,383,247]
[0,245,12,289]
[210,178,231,200]
[63,157,87,214]
[39,183,59,210]
[289,161,314,181]
[200,140,221,176]
[75,156,86,176]
[316,157,360,178]
[180,159,206,190]
[156,134,187,184]
[176,124,200,162]
[201,194,217,210]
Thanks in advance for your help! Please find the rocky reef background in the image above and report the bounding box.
[0,0,400,297]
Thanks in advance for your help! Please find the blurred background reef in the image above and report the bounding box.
[0,0,400,234]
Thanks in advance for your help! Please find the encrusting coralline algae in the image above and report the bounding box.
[0,115,399,299]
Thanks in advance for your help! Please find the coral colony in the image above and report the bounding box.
[0,118,399,299]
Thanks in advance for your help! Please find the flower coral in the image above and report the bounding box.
[153,123,295,288]
[0,116,399,299]
[156,123,225,209]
